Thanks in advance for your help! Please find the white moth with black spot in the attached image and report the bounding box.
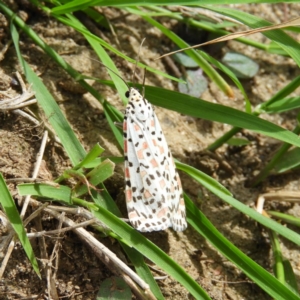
[123,87,187,232]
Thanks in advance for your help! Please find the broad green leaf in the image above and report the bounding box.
[222,52,259,79]
[178,69,208,97]
[18,183,72,204]
[173,52,199,68]
[74,159,115,196]
[75,144,105,169]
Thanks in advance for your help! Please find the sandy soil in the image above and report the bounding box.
[1,2,300,300]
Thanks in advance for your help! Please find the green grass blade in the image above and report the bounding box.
[103,100,124,148]
[90,186,164,299]
[60,13,129,104]
[260,75,300,108]
[263,97,300,113]
[185,194,300,300]
[176,162,300,246]
[122,245,165,300]
[99,80,300,148]
[273,147,300,173]
[51,0,290,14]
[250,124,300,186]
[23,63,86,165]
[268,211,300,227]
[10,23,86,165]
[175,160,231,196]
[204,6,300,66]
[199,51,251,112]
[270,230,285,283]
[144,86,300,148]
[142,15,233,97]
[0,174,40,277]
[73,159,115,197]
[75,144,105,169]
[48,12,182,83]
[18,184,72,204]
[282,259,300,295]
[91,208,211,300]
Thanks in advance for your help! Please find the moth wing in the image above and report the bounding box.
[151,114,187,232]
[124,111,173,231]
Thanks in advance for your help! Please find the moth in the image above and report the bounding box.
[123,87,187,232]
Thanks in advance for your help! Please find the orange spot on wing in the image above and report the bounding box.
[134,124,140,131]
[140,170,147,178]
[124,141,127,153]
[137,142,148,159]
[144,189,152,199]
[150,158,158,168]
[170,184,175,193]
[152,139,158,146]
[126,190,132,202]
[159,179,166,188]
[125,167,130,179]
[157,207,168,218]
[129,211,139,219]
[137,149,144,159]
[159,146,164,154]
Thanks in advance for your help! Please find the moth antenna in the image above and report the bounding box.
[131,38,146,87]
[101,63,130,91]
[142,68,147,99]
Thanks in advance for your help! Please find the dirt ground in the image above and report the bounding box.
[1,2,300,300]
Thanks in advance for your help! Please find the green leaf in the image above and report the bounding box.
[178,69,208,97]
[75,144,105,169]
[0,174,40,277]
[18,184,72,204]
[143,86,300,148]
[262,97,300,114]
[10,22,86,166]
[177,162,300,246]
[142,15,233,97]
[273,148,300,173]
[173,51,199,68]
[282,259,300,295]
[222,52,259,79]
[74,159,115,197]
[227,137,250,146]
[91,206,210,300]
[204,6,300,67]
[185,194,300,300]
[268,211,300,227]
